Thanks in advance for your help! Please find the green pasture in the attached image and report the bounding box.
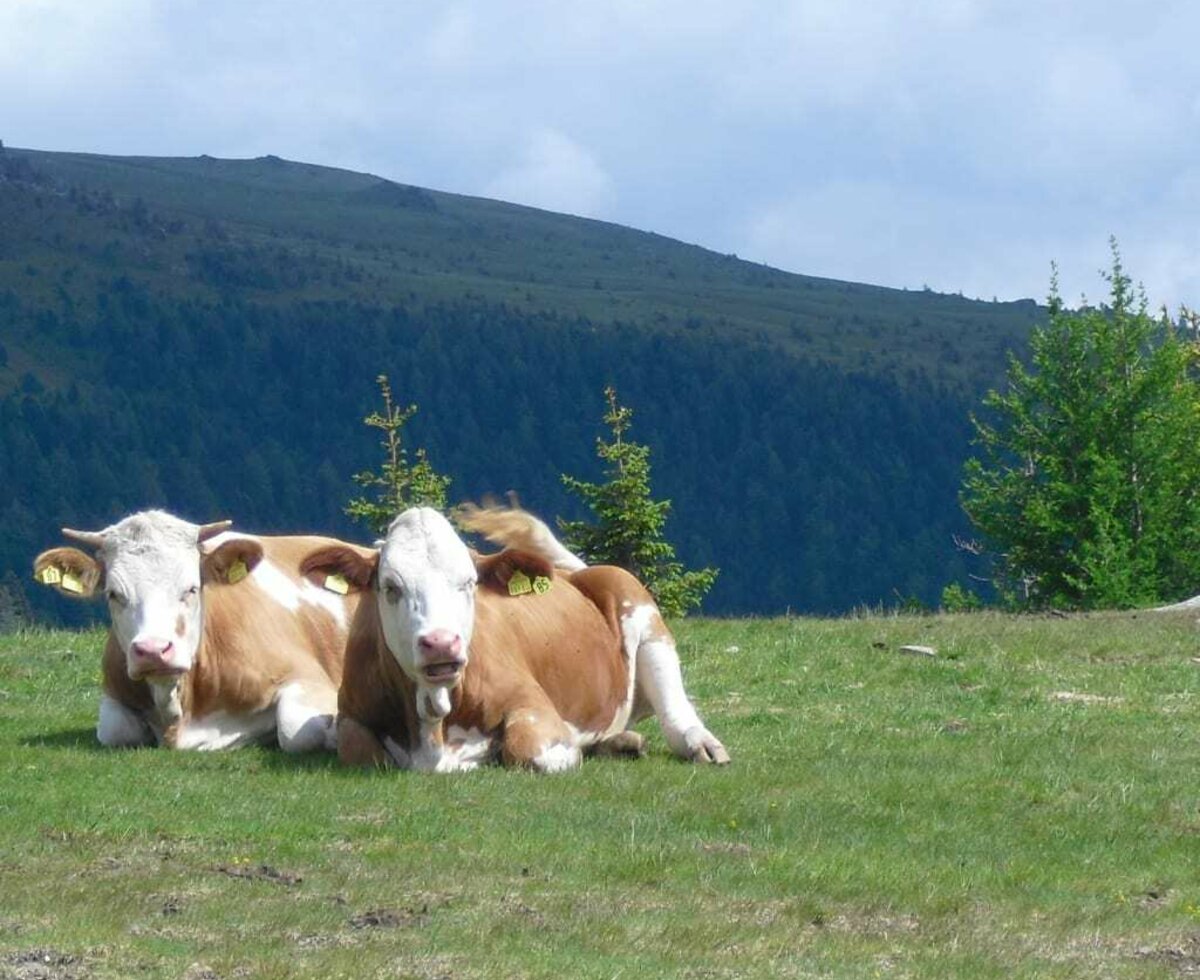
[1,612,1199,978]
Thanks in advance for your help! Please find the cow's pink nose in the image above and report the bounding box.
[418,629,462,659]
[132,638,174,666]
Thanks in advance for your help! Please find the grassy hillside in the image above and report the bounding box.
[2,612,1199,978]
[0,145,1046,619]
[0,145,1040,397]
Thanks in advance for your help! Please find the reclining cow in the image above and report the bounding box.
[301,506,729,772]
[33,509,371,751]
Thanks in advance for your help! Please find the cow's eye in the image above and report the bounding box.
[181,585,200,601]
[107,590,126,607]
[459,580,476,594]
[383,582,404,604]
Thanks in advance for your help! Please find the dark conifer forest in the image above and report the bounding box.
[0,146,1043,624]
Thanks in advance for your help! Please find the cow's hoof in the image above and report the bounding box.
[589,730,646,758]
[684,727,731,765]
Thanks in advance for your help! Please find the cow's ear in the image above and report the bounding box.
[300,546,378,595]
[201,538,264,586]
[474,548,555,594]
[33,547,102,599]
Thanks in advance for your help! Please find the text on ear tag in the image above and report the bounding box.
[227,559,249,585]
[61,572,84,594]
[508,570,533,596]
[532,575,552,595]
[37,566,63,586]
[324,573,349,595]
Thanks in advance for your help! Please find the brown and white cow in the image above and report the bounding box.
[302,506,729,772]
[33,510,371,751]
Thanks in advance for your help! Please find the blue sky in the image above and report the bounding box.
[4,0,1199,309]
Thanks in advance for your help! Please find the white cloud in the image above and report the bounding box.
[484,129,616,219]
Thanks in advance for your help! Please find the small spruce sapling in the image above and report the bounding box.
[560,386,717,616]
[346,375,451,534]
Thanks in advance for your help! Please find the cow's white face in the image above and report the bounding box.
[58,511,231,682]
[376,508,477,701]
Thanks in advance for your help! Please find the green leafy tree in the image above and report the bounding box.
[560,386,717,616]
[961,244,1200,608]
[346,374,452,533]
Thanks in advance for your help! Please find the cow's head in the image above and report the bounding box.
[302,508,477,717]
[33,510,257,681]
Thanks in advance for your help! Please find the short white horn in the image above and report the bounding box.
[61,527,105,549]
[197,520,233,543]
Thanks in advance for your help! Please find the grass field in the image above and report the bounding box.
[2,612,1199,979]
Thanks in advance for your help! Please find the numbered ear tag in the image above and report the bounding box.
[532,576,552,595]
[227,559,249,585]
[508,570,533,596]
[37,566,63,586]
[61,572,84,594]
[324,573,349,595]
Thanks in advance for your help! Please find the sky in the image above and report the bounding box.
[3,0,1199,309]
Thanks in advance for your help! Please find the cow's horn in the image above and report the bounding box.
[61,527,106,549]
[197,520,233,542]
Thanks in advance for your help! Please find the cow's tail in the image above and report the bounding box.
[453,498,586,572]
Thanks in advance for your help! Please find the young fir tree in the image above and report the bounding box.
[346,375,452,534]
[559,386,717,616]
[961,243,1200,609]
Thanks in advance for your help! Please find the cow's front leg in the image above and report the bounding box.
[97,693,155,747]
[275,681,337,753]
[337,715,395,768]
[501,705,580,773]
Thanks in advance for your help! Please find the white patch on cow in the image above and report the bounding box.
[250,557,304,611]
[173,707,276,751]
[275,681,337,752]
[532,741,581,773]
[298,579,347,627]
[443,724,495,769]
[564,721,604,750]
[96,694,153,747]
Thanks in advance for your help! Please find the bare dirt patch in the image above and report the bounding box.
[0,949,88,980]
[212,863,302,887]
[1135,934,1200,975]
[348,904,431,930]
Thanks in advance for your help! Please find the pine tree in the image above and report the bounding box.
[961,243,1200,608]
[560,386,717,615]
[345,375,452,534]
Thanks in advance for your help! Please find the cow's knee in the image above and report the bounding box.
[502,710,579,773]
[337,715,393,768]
[276,682,337,753]
[97,694,154,748]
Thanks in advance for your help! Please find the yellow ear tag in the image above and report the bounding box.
[508,570,533,596]
[324,573,349,595]
[37,566,63,586]
[61,572,84,594]
[532,576,552,595]
[227,560,249,585]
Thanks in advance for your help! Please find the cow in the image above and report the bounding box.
[300,506,729,772]
[33,509,372,751]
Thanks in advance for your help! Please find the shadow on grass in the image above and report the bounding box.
[19,727,103,751]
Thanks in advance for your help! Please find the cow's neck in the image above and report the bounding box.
[408,682,461,770]
[147,675,190,747]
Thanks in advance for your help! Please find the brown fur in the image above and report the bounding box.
[330,546,647,769]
